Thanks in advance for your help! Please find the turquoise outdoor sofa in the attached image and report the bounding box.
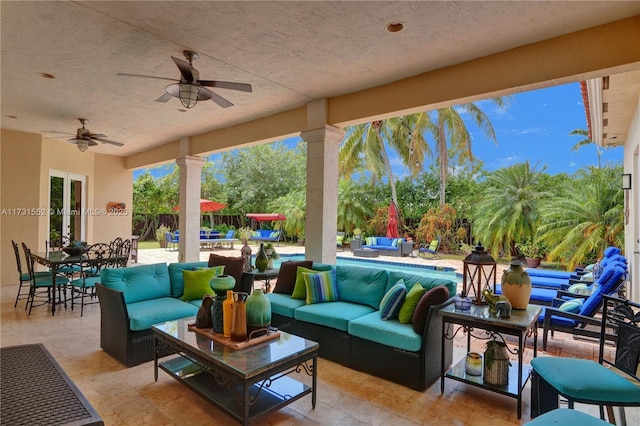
[267,262,457,391]
[95,259,254,367]
[362,236,413,257]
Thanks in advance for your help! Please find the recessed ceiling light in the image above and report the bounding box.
[39,72,55,79]
[386,22,405,33]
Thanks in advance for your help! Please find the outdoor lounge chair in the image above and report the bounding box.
[531,295,640,422]
[539,263,627,350]
[164,232,178,251]
[213,230,238,249]
[337,232,345,251]
[418,236,441,259]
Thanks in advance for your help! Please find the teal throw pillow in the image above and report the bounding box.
[580,272,594,282]
[371,237,378,245]
[558,298,584,313]
[398,283,426,323]
[365,237,372,245]
[181,268,218,301]
[391,238,398,247]
[567,283,590,295]
[379,280,407,320]
[303,270,339,304]
[270,231,279,238]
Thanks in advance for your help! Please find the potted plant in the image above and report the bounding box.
[353,228,362,239]
[264,242,279,268]
[297,230,305,246]
[236,226,253,245]
[156,224,171,248]
[516,239,547,268]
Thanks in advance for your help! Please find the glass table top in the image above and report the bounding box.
[440,303,542,329]
[153,317,318,378]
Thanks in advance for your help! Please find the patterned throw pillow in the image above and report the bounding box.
[303,270,339,304]
[558,298,584,313]
[567,283,590,295]
[398,283,426,323]
[379,280,407,320]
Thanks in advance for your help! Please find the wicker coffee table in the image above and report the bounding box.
[353,248,380,258]
[153,317,318,425]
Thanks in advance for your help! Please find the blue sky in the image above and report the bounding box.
[133,82,622,180]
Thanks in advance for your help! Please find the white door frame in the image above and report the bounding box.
[49,170,87,242]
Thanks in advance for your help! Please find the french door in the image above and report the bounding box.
[49,170,86,243]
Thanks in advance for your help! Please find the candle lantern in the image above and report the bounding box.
[462,243,497,305]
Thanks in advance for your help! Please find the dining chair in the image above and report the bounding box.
[46,236,82,278]
[117,239,131,267]
[22,243,70,315]
[531,295,640,424]
[11,240,50,308]
[69,243,112,316]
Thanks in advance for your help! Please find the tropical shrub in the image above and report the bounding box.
[414,204,458,252]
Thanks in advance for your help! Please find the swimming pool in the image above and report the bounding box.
[270,253,462,282]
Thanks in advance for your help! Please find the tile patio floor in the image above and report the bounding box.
[1,244,637,424]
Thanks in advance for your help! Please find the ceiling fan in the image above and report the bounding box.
[44,118,124,152]
[117,50,252,109]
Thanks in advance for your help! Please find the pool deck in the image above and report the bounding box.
[137,244,512,294]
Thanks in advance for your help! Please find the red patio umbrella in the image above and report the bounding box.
[173,198,227,212]
[386,201,400,239]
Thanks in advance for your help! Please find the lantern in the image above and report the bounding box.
[462,243,497,305]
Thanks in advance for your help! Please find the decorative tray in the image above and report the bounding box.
[187,324,280,350]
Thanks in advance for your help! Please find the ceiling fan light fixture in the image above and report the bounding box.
[179,82,199,108]
[76,139,89,152]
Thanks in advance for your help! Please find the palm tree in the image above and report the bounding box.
[337,178,373,233]
[405,100,507,207]
[472,162,550,258]
[340,118,406,208]
[538,165,624,269]
[569,128,601,168]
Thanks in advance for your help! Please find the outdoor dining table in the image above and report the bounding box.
[30,249,123,316]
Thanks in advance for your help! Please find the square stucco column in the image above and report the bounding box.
[301,125,344,264]
[176,156,205,263]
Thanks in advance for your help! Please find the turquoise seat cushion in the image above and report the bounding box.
[22,271,55,281]
[294,301,374,331]
[126,297,198,331]
[168,261,209,298]
[267,293,306,318]
[527,409,612,426]
[348,312,422,352]
[70,276,101,288]
[188,299,202,308]
[100,263,171,304]
[336,265,388,309]
[387,270,457,296]
[531,357,640,404]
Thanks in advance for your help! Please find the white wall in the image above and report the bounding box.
[623,93,640,303]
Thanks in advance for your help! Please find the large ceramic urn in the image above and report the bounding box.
[500,262,532,309]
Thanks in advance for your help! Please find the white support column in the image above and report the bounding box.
[301,125,344,264]
[176,155,205,263]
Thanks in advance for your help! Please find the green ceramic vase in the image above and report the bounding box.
[210,274,236,293]
[255,243,269,272]
[246,288,271,337]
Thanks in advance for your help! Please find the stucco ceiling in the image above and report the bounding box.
[1,1,639,158]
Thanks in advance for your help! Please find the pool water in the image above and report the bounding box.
[270,253,461,282]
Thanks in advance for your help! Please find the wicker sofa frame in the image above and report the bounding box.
[95,271,254,367]
[270,298,454,391]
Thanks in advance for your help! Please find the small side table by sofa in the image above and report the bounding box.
[439,303,541,419]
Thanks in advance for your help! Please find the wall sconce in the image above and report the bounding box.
[622,173,632,190]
